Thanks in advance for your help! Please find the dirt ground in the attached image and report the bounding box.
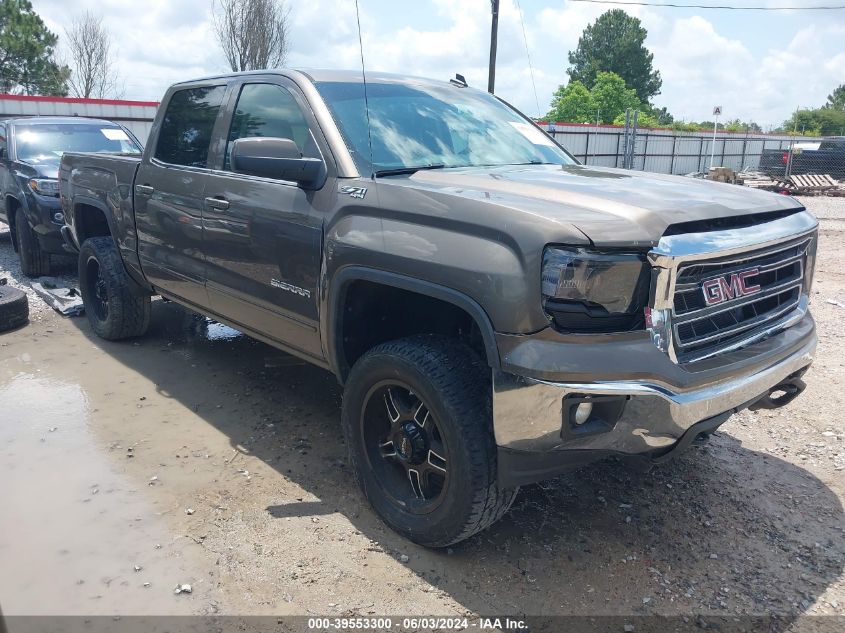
[0,197,843,627]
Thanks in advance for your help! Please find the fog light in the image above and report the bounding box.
[53,212,64,223]
[573,402,593,425]
[645,306,671,353]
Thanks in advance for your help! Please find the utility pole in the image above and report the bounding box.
[488,0,500,94]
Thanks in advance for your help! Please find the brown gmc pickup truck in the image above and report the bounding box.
[60,70,818,547]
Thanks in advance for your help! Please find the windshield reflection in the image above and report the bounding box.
[316,79,575,175]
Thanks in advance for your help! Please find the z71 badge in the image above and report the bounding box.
[340,185,368,199]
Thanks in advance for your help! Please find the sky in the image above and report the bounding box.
[30,0,845,128]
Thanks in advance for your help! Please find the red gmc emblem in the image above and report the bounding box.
[701,268,761,306]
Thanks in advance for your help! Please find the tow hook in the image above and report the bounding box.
[749,377,806,411]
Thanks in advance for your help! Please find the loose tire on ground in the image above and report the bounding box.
[0,284,29,332]
[14,212,50,277]
[341,335,518,547]
[78,237,150,340]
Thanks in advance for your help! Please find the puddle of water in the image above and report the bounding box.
[0,373,206,615]
[202,320,242,342]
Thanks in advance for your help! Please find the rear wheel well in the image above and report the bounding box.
[74,204,112,243]
[338,280,489,379]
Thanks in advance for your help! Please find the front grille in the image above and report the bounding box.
[671,236,811,362]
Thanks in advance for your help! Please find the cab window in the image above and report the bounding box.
[224,83,317,172]
[155,85,226,168]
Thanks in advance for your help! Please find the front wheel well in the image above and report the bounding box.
[338,280,493,380]
[5,196,20,251]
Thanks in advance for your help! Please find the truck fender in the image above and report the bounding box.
[324,266,501,381]
[4,194,24,246]
[70,194,152,293]
[70,194,119,242]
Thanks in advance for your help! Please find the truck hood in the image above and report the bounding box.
[404,164,804,246]
[18,156,60,180]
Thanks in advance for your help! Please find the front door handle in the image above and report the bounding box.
[205,196,230,211]
[135,184,154,197]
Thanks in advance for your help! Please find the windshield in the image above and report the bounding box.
[315,80,575,174]
[14,123,142,163]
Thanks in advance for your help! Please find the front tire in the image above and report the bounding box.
[78,237,150,340]
[342,335,517,547]
[14,212,50,277]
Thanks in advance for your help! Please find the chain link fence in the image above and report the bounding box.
[769,138,845,181]
[544,123,845,184]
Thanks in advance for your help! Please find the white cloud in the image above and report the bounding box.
[647,18,845,125]
[28,0,845,127]
[34,0,223,99]
[648,16,755,121]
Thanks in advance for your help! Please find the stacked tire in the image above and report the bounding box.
[0,283,28,332]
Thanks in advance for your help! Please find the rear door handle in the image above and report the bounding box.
[135,184,154,197]
[204,196,230,211]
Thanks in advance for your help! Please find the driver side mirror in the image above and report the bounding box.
[231,137,324,188]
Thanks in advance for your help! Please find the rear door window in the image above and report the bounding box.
[154,85,226,168]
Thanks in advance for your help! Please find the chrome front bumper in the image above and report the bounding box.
[492,330,815,456]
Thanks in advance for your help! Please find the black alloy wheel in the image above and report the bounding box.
[361,382,449,513]
[341,335,518,547]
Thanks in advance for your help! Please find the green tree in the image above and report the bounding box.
[548,72,642,124]
[547,80,595,123]
[645,105,674,125]
[783,108,845,137]
[824,84,845,111]
[547,72,642,124]
[567,9,661,103]
[723,119,761,133]
[0,0,69,95]
[591,72,641,124]
[669,120,700,132]
[613,110,660,128]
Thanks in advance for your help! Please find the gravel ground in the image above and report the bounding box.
[0,227,76,322]
[0,197,843,627]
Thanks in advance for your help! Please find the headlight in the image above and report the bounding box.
[28,178,60,197]
[541,247,649,332]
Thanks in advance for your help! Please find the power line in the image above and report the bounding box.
[567,0,845,10]
[515,0,542,119]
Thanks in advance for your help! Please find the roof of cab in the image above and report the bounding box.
[169,68,460,88]
[2,115,123,126]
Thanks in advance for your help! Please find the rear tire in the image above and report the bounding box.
[15,212,50,277]
[78,237,150,340]
[0,284,29,332]
[341,335,517,547]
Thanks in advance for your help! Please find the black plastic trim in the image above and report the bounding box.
[327,266,501,381]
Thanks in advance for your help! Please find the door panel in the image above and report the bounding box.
[202,81,327,360]
[134,84,228,307]
[134,166,211,305]
[203,178,323,355]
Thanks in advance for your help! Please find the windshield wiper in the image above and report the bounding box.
[374,164,446,177]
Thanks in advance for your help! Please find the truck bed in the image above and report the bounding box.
[59,152,142,257]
